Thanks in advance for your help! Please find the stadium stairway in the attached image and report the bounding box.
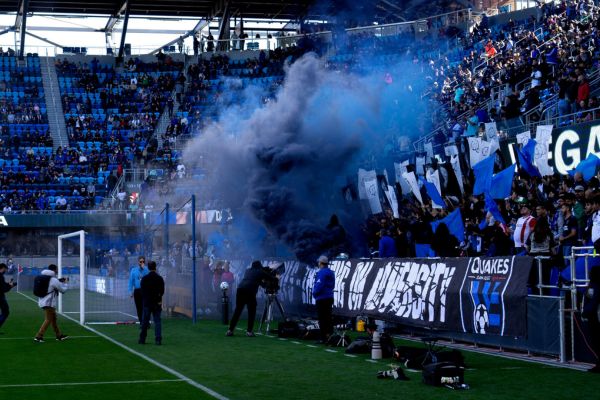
[154,89,180,150]
[41,56,69,150]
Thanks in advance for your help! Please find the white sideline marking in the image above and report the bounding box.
[344,354,358,358]
[0,336,97,341]
[325,349,337,353]
[0,379,184,388]
[366,359,378,363]
[291,341,301,345]
[306,345,318,348]
[18,292,229,400]
[278,338,287,341]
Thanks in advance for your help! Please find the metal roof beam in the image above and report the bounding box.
[17,0,29,59]
[149,18,209,55]
[103,0,129,33]
[117,0,131,60]
[25,31,63,48]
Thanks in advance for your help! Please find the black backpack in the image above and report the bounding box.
[33,275,52,297]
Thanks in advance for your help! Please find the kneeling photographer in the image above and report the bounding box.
[226,260,274,337]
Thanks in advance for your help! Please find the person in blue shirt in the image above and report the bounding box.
[312,255,335,344]
[128,256,149,323]
[378,229,397,258]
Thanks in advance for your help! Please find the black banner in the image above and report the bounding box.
[273,256,532,337]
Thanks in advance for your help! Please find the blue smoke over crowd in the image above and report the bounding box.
[183,47,431,263]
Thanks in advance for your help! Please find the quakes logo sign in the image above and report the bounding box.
[459,256,530,336]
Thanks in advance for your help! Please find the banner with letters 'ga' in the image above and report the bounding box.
[276,256,532,337]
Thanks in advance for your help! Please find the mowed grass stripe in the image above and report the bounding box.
[0,378,184,388]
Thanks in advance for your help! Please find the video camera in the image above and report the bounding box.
[261,261,285,295]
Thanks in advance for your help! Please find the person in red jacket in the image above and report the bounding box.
[578,74,590,106]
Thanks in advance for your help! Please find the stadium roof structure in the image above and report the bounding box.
[0,0,313,20]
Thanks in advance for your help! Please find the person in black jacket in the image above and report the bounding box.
[226,260,271,337]
[138,261,165,345]
[0,263,17,331]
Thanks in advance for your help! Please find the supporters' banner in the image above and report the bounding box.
[279,257,532,337]
[516,131,531,146]
[357,169,376,200]
[426,169,442,197]
[394,161,411,195]
[364,177,382,214]
[517,139,541,178]
[485,122,498,141]
[500,120,600,176]
[402,171,423,205]
[425,169,444,209]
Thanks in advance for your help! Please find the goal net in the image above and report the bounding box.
[58,230,139,325]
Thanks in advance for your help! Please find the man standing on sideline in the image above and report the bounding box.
[129,256,149,323]
[138,261,164,345]
[0,263,17,332]
[226,260,270,337]
[313,255,335,344]
[34,264,68,342]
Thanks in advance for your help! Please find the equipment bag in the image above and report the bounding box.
[422,362,464,387]
[278,320,301,338]
[33,275,52,297]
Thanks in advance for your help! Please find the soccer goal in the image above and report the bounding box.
[58,230,138,325]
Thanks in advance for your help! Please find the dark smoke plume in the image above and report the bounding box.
[183,52,428,262]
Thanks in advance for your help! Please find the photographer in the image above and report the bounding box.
[0,262,17,331]
[34,264,68,342]
[226,260,271,337]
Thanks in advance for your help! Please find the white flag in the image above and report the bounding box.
[357,169,376,200]
[416,156,425,176]
[445,145,459,157]
[402,171,423,205]
[485,122,498,141]
[394,162,411,195]
[385,185,399,218]
[535,125,553,176]
[364,178,382,214]
[424,142,434,162]
[426,169,444,209]
[516,131,531,146]
[450,154,464,194]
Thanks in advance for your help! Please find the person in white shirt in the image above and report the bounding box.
[513,201,536,254]
[591,197,600,246]
[34,264,68,342]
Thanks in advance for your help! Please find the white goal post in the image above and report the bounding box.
[58,230,86,324]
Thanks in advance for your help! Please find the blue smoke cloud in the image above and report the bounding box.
[183,50,430,262]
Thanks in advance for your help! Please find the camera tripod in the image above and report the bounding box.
[258,292,286,334]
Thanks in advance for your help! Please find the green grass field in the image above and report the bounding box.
[2,291,600,400]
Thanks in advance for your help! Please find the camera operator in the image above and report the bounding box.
[226,260,272,337]
[0,262,17,332]
[34,264,69,342]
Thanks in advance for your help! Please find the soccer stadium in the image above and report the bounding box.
[2,0,600,398]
